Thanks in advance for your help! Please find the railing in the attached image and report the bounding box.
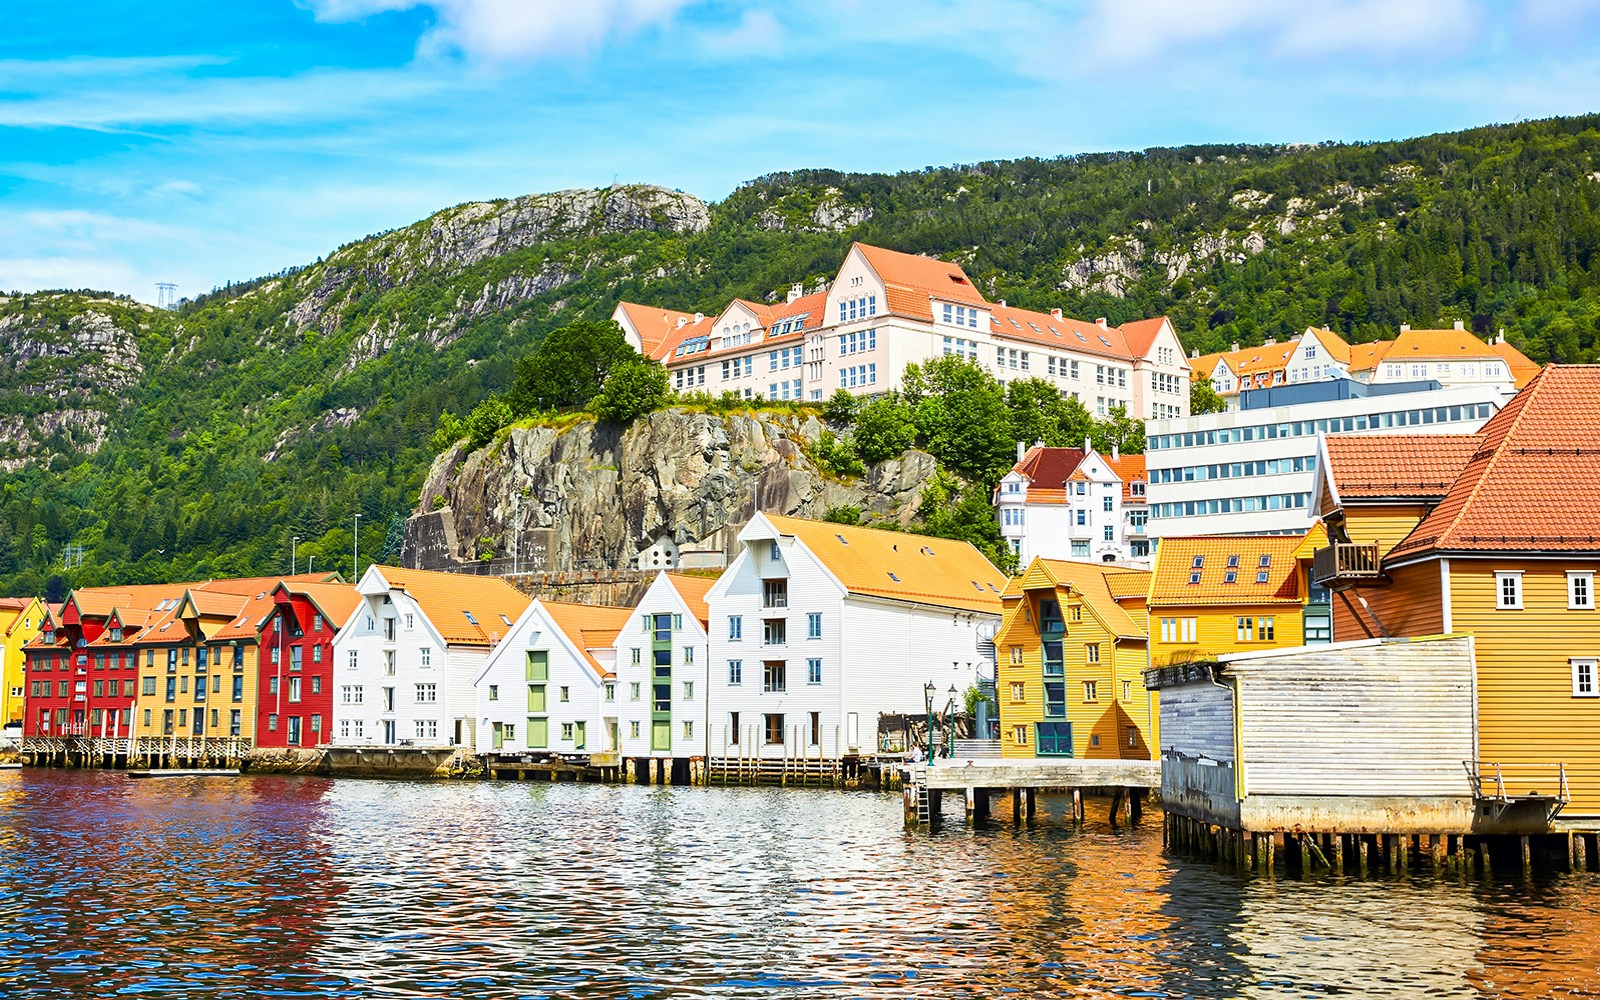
[1464,760,1570,803]
[1311,543,1381,588]
[952,739,1003,759]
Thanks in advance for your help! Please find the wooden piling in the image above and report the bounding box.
[1520,835,1532,876]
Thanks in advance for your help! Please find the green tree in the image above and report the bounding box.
[901,357,1012,482]
[822,505,862,525]
[508,320,636,414]
[590,356,671,423]
[1189,375,1227,415]
[463,396,512,451]
[914,470,1017,574]
[822,389,861,426]
[852,395,917,463]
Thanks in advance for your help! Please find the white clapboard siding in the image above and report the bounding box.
[1228,636,1476,797]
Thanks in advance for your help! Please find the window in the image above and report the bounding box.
[1011,724,1029,746]
[561,722,575,741]
[1122,680,1132,701]
[420,648,431,667]
[1571,572,1595,610]
[763,618,786,645]
[728,616,743,641]
[347,650,357,670]
[1257,617,1275,641]
[1044,682,1065,717]
[415,683,436,703]
[141,677,156,696]
[1086,644,1100,663]
[806,658,822,685]
[288,677,302,703]
[683,721,694,739]
[1009,645,1023,665]
[764,714,785,745]
[1009,681,1025,702]
[631,721,641,739]
[682,681,694,701]
[808,712,821,746]
[1237,617,1254,642]
[559,686,570,703]
[1083,680,1098,702]
[807,612,822,639]
[1574,659,1597,698]
[763,660,786,692]
[605,682,616,702]
[630,682,641,701]
[728,660,743,685]
[1036,721,1072,756]
[1496,571,1523,610]
[488,684,499,701]
[1103,495,1114,512]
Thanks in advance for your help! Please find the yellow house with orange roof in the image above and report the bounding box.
[996,558,1153,760]
[1147,526,1329,668]
[131,587,262,762]
[0,596,44,729]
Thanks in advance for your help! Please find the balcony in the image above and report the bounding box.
[1312,543,1381,589]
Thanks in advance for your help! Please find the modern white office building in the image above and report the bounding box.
[1145,381,1504,538]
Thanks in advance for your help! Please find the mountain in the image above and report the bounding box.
[5,114,1600,594]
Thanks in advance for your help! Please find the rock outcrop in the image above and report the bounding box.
[404,409,937,573]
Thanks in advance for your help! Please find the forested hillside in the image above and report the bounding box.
[5,114,1600,594]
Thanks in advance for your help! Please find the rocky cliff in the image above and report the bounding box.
[403,408,936,572]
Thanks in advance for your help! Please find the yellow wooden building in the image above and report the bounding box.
[1314,365,1600,820]
[0,596,44,728]
[1147,524,1327,669]
[996,558,1153,760]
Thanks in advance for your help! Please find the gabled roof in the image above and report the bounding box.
[1304,326,1353,365]
[762,514,1004,614]
[275,581,363,631]
[1386,365,1600,560]
[1488,337,1540,388]
[364,565,531,646]
[855,243,987,321]
[1007,558,1148,640]
[615,302,697,357]
[1346,340,1393,374]
[664,573,714,627]
[1007,446,1087,502]
[1148,526,1325,607]
[1118,317,1175,359]
[1322,433,1482,502]
[1386,328,1502,362]
[540,601,633,678]
[1104,453,1147,504]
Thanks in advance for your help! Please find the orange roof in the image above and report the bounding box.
[1346,340,1392,374]
[616,302,697,357]
[1104,453,1147,505]
[1149,527,1324,607]
[988,304,1137,360]
[1006,558,1149,639]
[368,565,531,646]
[664,573,714,627]
[1323,433,1482,501]
[1386,328,1501,361]
[1119,317,1173,358]
[1103,568,1152,602]
[856,243,986,315]
[764,514,1004,614]
[1305,326,1353,365]
[282,581,362,630]
[1488,338,1540,388]
[540,600,633,678]
[1387,366,1600,560]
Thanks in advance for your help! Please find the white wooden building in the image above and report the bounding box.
[331,565,529,750]
[611,572,714,780]
[704,513,1004,762]
[472,599,631,760]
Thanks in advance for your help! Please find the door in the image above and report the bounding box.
[573,721,587,750]
[287,716,301,745]
[492,722,504,750]
[607,720,619,752]
[846,712,859,751]
[382,719,396,744]
[651,720,671,752]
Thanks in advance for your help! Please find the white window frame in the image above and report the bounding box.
[1573,658,1598,698]
[1569,571,1595,610]
[1495,571,1524,610]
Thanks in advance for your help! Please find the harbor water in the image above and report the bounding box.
[1,769,1597,998]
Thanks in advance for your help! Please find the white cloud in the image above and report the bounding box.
[305,0,700,62]
[1078,0,1484,64]
[699,9,782,54]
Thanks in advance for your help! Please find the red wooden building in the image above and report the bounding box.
[255,580,360,750]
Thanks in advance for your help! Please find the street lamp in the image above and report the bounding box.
[353,513,363,580]
[307,556,315,574]
[292,536,300,575]
[924,681,936,767]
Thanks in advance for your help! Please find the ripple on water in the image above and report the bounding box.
[0,771,1598,997]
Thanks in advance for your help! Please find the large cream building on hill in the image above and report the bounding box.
[611,242,1192,421]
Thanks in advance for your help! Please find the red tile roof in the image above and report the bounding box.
[1488,338,1540,388]
[988,305,1135,360]
[1011,446,1088,490]
[1323,434,1483,501]
[1104,453,1147,504]
[616,303,697,357]
[856,243,986,322]
[1387,365,1600,559]
[1118,317,1172,358]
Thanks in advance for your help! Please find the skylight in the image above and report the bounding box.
[1188,571,1202,585]
[1028,322,1042,333]
[1259,554,1272,567]
[1256,570,1271,583]
[1227,555,1240,568]
[835,534,848,544]
[464,611,478,625]
[1224,570,1238,584]
[888,572,901,582]
[1192,555,1204,569]
[500,614,513,626]
[1009,319,1023,330]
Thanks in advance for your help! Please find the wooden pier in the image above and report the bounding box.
[902,757,1161,827]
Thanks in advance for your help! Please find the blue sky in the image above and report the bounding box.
[5,0,1600,301]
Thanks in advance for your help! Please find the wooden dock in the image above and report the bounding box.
[127,768,240,779]
[903,757,1161,827]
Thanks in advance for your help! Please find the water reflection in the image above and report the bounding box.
[0,771,1595,997]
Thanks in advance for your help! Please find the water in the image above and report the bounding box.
[0,770,1597,998]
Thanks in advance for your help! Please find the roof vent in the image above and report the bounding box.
[694,312,704,323]
[998,299,1007,308]
[1231,342,1240,353]
[676,317,688,329]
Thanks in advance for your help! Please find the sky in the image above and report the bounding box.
[5,0,1600,301]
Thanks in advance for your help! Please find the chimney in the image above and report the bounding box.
[998,299,1007,308]
[1112,444,1119,461]
[787,283,803,304]
[1190,348,1199,359]
[1497,328,1506,344]
[1095,317,1108,329]
[1264,336,1276,346]
[1034,439,1044,449]
[1231,342,1240,353]
[1051,308,1063,320]
[1399,323,1410,332]
[1453,319,1464,330]
[1083,436,1092,453]
[1016,441,1026,461]
[694,312,704,323]
[675,317,688,329]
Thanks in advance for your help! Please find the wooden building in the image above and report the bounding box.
[1147,525,1329,668]
[1314,364,1600,821]
[257,580,361,750]
[0,596,44,729]
[995,558,1153,760]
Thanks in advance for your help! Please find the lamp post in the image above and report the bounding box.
[946,684,959,759]
[307,556,315,575]
[923,681,936,767]
[291,536,300,575]
[353,513,363,580]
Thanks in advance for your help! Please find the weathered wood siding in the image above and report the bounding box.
[1451,558,1600,817]
[1155,675,1235,764]
[1230,635,1475,797]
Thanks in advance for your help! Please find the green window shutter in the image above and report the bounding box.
[527,684,546,713]
[574,721,587,750]
[525,650,548,682]
[526,717,548,748]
